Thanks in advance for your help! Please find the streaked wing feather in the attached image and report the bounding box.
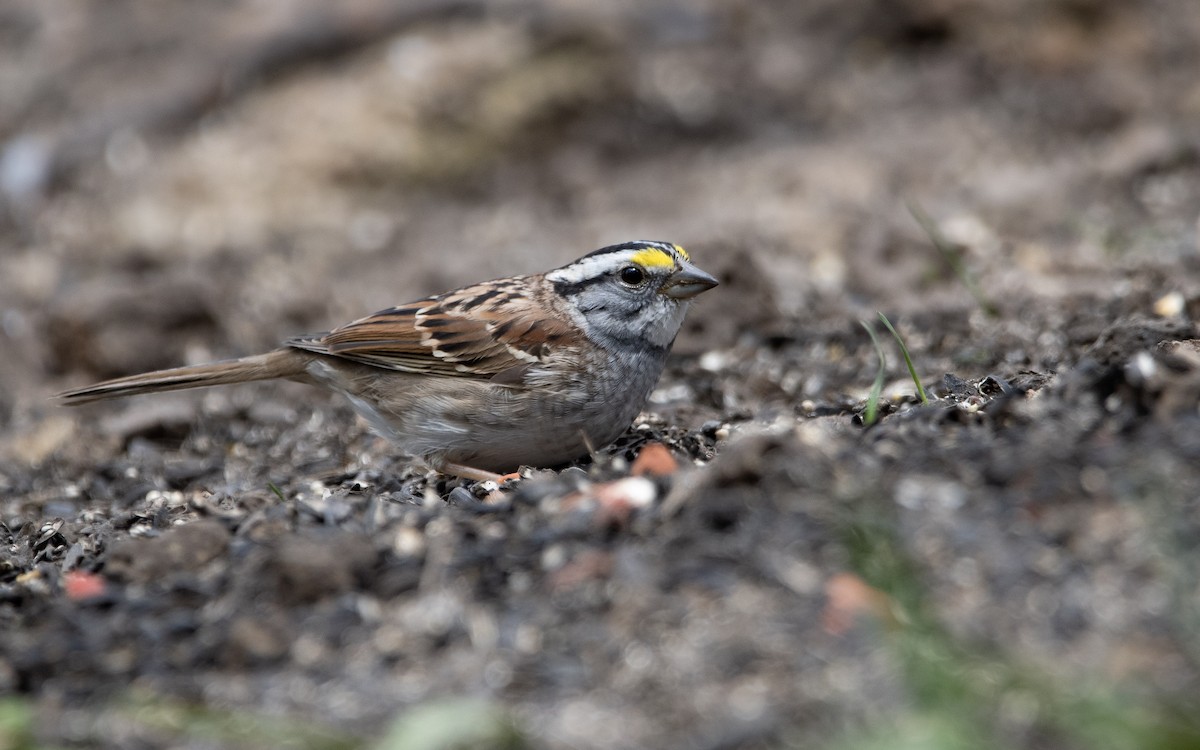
[284,280,583,381]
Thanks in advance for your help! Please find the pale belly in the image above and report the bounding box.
[315,350,669,472]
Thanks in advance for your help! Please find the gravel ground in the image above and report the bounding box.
[2,1,1200,748]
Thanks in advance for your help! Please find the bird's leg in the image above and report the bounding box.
[435,461,521,484]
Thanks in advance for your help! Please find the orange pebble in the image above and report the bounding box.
[821,572,892,635]
[64,570,107,601]
[631,442,678,476]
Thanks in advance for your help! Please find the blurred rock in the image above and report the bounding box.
[260,531,378,604]
[105,519,230,583]
[1085,315,1197,366]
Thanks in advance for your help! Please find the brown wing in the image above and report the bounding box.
[285,278,583,382]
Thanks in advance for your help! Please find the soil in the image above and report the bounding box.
[2,1,1200,748]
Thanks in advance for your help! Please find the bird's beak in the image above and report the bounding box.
[662,261,719,300]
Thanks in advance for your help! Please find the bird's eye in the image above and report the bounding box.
[619,266,646,286]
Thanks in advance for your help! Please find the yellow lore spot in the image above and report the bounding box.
[630,247,679,269]
[672,244,690,260]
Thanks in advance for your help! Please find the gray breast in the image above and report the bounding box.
[430,346,670,471]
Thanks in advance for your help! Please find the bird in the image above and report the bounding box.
[57,241,718,481]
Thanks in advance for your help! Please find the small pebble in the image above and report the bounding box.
[597,476,657,508]
[474,480,499,496]
[448,487,476,506]
[1153,291,1185,317]
[541,544,567,571]
[393,527,426,557]
[631,443,678,476]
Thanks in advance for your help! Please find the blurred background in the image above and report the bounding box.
[2,1,1200,748]
[3,0,1197,422]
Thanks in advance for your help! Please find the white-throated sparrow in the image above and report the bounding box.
[58,241,718,481]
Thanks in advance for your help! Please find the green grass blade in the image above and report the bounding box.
[878,313,930,404]
[860,320,888,425]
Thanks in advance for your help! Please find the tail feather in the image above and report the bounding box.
[56,349,309,404]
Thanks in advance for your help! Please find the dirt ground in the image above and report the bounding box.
[2,1,1200,748]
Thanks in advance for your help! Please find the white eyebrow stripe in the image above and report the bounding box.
[547,243,687,285]
[546,253,632,284]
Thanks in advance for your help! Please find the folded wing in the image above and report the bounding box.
[285,279,582,382]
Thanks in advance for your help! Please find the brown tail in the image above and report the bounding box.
[56,349,311,405]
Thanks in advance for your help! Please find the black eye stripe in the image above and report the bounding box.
[552,275,608,297]
[553,270,654,298]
